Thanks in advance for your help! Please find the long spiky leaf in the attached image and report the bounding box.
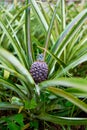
[44,0,60,59]
[37,112,87,125]
[25,0,33,66]
[0,47,35,96]
[0,77,27,100]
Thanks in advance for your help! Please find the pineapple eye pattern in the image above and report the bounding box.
[30,61,48,84]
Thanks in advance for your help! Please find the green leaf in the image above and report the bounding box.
[30,0,54,44]
[57,53,87,77]
[39,78,87,112]
[13,114,24,127]
[38,46,66,67]
[0,64,28,85]
[30,0,48,31]
[3,70,10,79]
[24,98,37,110]
[0,47,35,86]
[67,35,87,62]
[24,101,30,109]
[48,9,87,70]
[55,9,87,57]
[0,4,31,68]
[37,112,87,125]
[0,102,20,110]
[30,120,39,129]
[8,4,31,26]
[44,0,60,59]
[29,98,37,109]
[0,18,24,66]
[61,0,66,31]
[4,114,24,130]
[0,47,35,97]
[7,122,20,130]
[66,88,87,98]
[0,77,27,100]
[40,77,87,93]
[48,87,87,113]
[25,0,33,66]
[0,113,24,127]
[11,97,23,106]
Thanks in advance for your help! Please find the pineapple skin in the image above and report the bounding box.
[30,61,48,84]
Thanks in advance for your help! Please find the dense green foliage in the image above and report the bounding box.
[0,0,87,129]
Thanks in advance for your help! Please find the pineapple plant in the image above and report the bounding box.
[0,0,87,129]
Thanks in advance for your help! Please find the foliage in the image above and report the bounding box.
[0,0,87,129]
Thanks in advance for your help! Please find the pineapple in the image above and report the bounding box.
[30,54,48,84]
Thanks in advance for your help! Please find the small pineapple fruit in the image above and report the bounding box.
[30,54,48,84]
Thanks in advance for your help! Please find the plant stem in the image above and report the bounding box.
[25,0,33,67]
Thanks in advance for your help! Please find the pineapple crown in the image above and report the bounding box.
[36,53,44,61]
